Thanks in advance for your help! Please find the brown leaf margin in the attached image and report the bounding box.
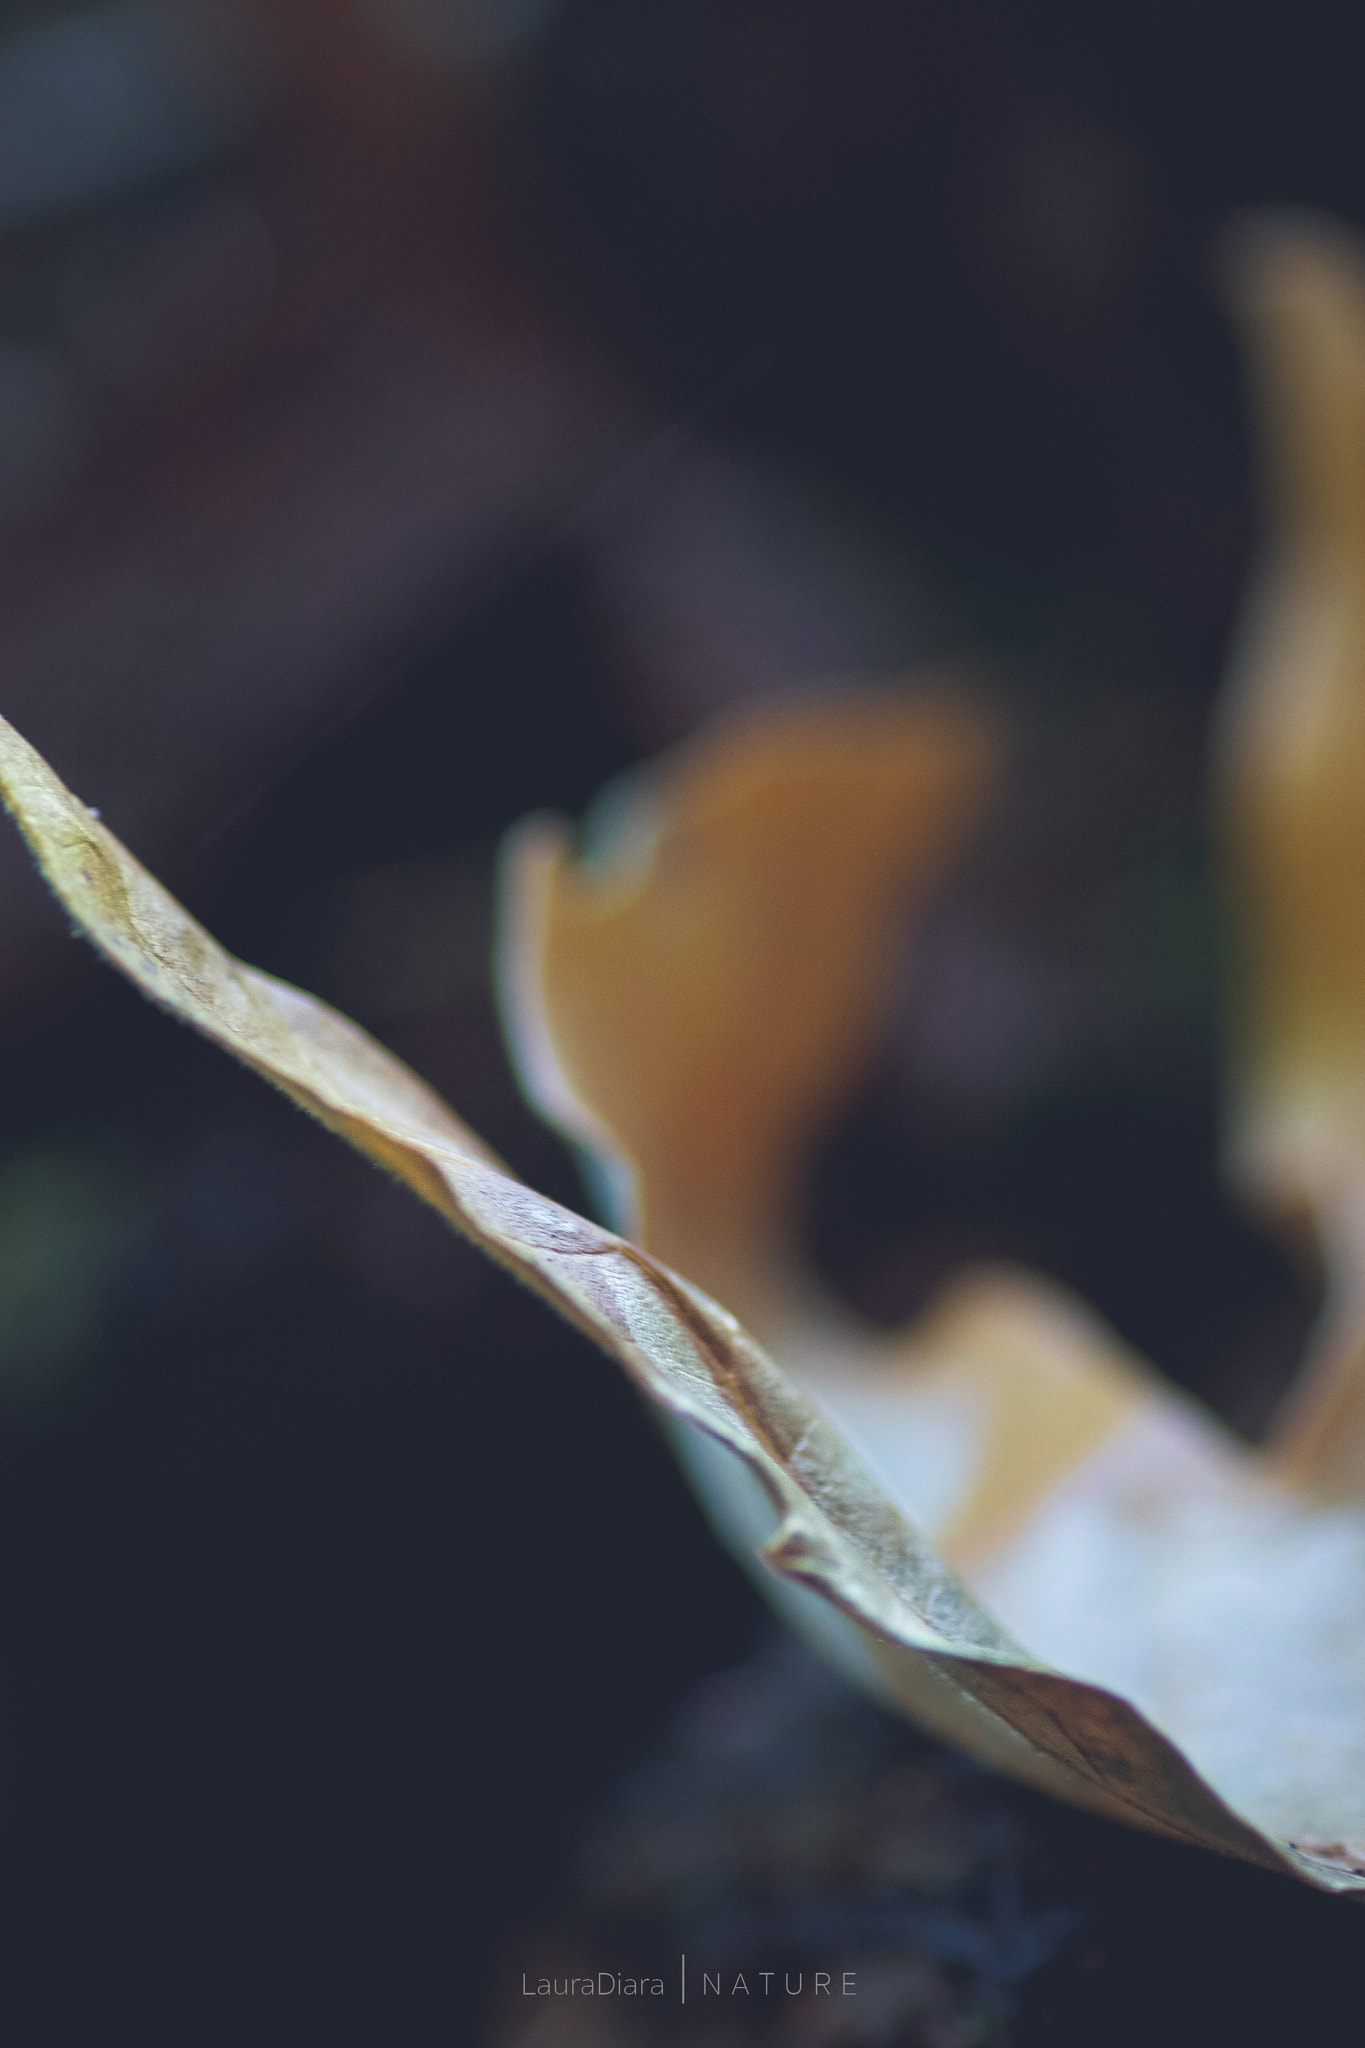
[0,713,1356,1892]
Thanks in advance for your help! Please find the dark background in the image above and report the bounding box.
[0,2,1362,2039]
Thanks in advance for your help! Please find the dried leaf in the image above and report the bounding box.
[14,219,1365,1884]
[1,708,1348,1889]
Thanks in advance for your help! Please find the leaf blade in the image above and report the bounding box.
[0,709,1349,1890]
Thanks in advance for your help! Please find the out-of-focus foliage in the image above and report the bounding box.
[9,6,1365,2032]
[0,1142,144,1409]
[1219,220,1365,1500]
